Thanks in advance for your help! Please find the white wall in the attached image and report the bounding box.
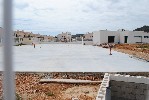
[119,31,129,43]
[100,31,119,44]
[93,31,101,45]
[93,30,120,45]
[93,30,149,45]
[120,31,149,43]
[21,38,34,45]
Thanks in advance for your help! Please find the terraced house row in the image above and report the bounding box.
[0,27,54,45]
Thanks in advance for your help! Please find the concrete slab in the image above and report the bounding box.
[0,44,149,72]
[39,79,101,83]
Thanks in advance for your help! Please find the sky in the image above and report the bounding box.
[0,0,149,36]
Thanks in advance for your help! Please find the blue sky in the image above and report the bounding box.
[0,0,149,36]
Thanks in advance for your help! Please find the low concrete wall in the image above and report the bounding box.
[96,73,149,100]
[96,73,110,100]
[110,74,149,100]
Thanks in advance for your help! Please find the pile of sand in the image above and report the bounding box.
[63,85,99,100]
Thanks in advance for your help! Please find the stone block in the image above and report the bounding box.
[136,94,145,100]
[127,82,135,88]
[135,76,146,84]
[110,80,116,86]
[127,76,136,83]
[145,77,149,84]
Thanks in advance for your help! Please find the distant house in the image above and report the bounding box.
[120,31,149,44]
[83,32,93,41]
[14,30,40,45]
[57,32,72,42]
[93,29,149,45]
[40,35,54,42]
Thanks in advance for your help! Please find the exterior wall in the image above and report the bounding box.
[14,30,25,38]
[96,73,110,100]
[21,38,34,45]
[84,32,93,40]
[93,30,119,45]
[96,73,149,100]
[110,74,149,100]
[119,31,129,43]
[34,34,41,38]
[120,31,149,44]
[33,37,40,43]
[94,30,149,45]
[93,31,101,45]
[100,31,119,44]
[42,35,53,42]
[57,32,72,42]
[110,80,147,100]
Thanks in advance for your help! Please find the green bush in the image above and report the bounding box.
[45,91,55,96]
[16,93,22,100]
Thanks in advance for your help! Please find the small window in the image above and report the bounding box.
[134,36,142,37]
[144,36,149,38]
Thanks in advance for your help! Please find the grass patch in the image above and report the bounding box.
[45,91,55,96]
[16,93,22,100]
[136,44,149,49]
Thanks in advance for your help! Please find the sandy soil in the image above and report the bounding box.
[113,44,149,61]
[63,85,98,100]
[0,73,101,100]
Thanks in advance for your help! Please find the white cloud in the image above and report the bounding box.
[0,0,148,36]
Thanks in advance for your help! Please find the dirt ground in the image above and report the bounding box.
[0,73,101,100]
[113,44,149,61]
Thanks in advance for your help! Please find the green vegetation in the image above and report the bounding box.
[134,25,149,32]
[136,44,149,49]
[16,93,22,100]
[45,91,55,96]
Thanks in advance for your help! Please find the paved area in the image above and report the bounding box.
[0,44,149,72]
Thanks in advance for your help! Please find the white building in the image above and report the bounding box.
[93,30,120,45]
[120,31,149,43]
[93,30,149,45]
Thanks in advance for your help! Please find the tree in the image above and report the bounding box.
[134,25,149,33]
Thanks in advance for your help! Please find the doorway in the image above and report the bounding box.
[108,36,115,43]
[124,36,128,43]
